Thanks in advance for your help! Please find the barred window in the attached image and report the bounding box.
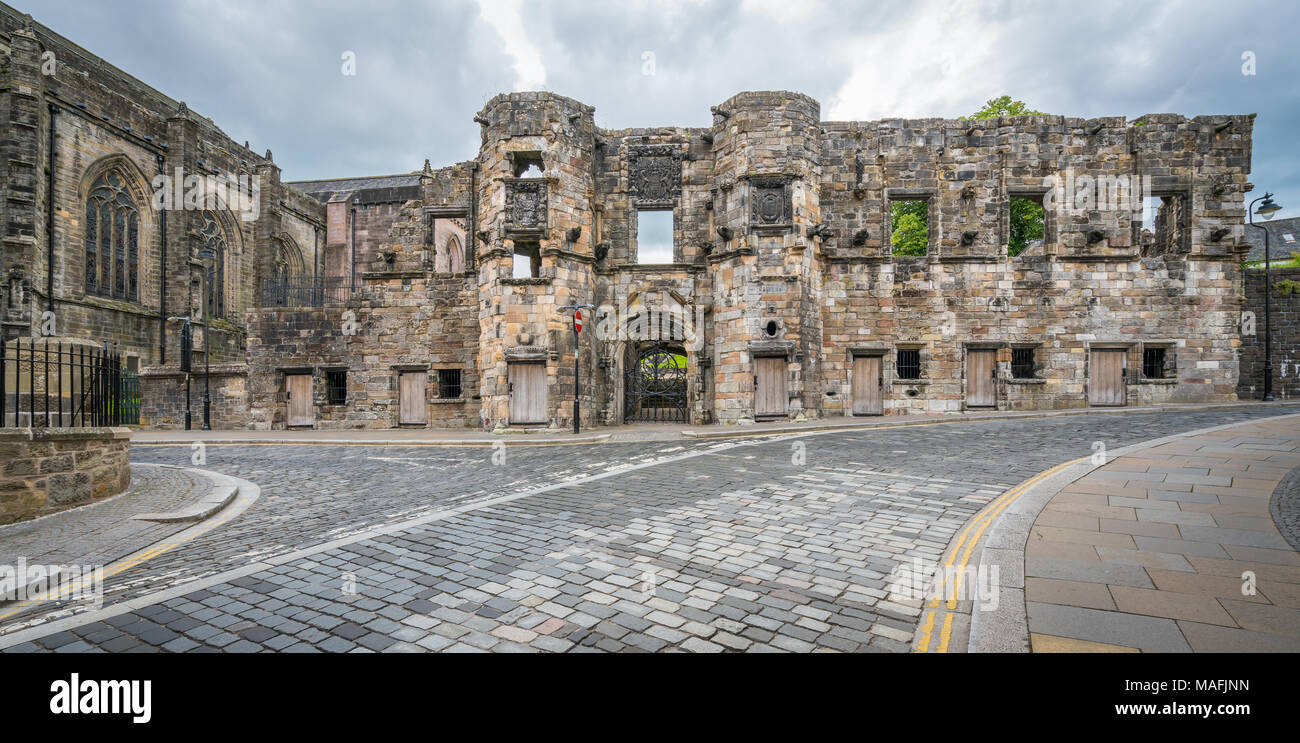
[437,369,462,399]
[1142,348,1167,379]
[84,171,140,301]
[896,349,921,379]
[326,370,347,405]
[1012,348,1036,379]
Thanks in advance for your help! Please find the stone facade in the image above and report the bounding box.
[0,427,130,524]
[0,6,1265,431]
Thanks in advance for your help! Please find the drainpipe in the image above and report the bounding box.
[157,154,168,363]
[349,204,357,288]
[46,103,57,314]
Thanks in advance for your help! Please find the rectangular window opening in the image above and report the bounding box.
[512,241,541,278]
[1142,347,1168,379]
[636,210,674,265]
[890,199,929,256]
[326,370,348,405]
[1012,347,1036,379]
[438,369,463,399]
[896,348,921,379]
[1008,195,1045,257]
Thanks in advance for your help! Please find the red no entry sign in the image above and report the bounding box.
[574,309,583,334]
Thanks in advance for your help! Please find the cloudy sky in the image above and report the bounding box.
[19,0,1299,220]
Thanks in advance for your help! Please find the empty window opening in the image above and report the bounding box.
[1012,347,1036,379]
[890,199,929,256]
[1140,195,1185,255]
[438,369,463,399]
[637,210,674,264]
[1142,347,1169,379]
[897,348,921,379]
[1008,196,1045,257]
[512,152,545,178]
[512,241,541,278]
[326,370,348,405]
[429,216,468,273]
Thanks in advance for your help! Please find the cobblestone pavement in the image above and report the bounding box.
[1270,464,1300,551]
[0,465,206,567]
[1027,416,1300,652]
[2,407,1293,653]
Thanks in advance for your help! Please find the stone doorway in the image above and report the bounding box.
[624,344,688,423]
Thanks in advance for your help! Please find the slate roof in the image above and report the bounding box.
[1244,215,1300,262]
[287,173,423,204]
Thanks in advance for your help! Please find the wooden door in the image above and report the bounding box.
[966,349,997,408]
[398,371,427,425]
[852,355,883,415]
[1089,349,1127,406]
[509,363,547,424]
[286,374,314,427]
[754,356,788,418]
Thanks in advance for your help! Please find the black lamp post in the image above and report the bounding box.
[1248,192,1284,402]
[199,247,215,430]
[559,303,595,434]
[167,315,192,430]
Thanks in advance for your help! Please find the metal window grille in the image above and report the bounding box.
[1012,347,1036,379]
[896,349,921,379]
[1142,348,1167,379]
[326,369,347,405]
[437,369,462,399]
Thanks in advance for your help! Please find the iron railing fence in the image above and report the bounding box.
[259,276,356,307]
[1,338,123,428]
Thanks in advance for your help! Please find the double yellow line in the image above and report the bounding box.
[913,456,1087,653]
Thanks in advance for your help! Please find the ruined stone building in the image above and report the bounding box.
[0,5,1263,431]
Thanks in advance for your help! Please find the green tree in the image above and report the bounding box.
[961,95,1047,120]
[890,200,929,256]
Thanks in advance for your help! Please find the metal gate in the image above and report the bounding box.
[624,345,688,423]
[120,370,141,425]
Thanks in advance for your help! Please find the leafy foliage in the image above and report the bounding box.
[1008,196,1045,257]
[890,200,929,256]
[962,96,1047,120]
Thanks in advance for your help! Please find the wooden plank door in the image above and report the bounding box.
[1089,349,1127,406]
[754,356,788,418]
[966,349,997,408]
[509,363,547,424]
[286,374,314,427]
[398,371,427,425]
[852,355,883,415]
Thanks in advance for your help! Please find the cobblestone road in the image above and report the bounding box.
[3,408,1293,652]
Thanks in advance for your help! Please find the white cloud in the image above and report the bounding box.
[826,0,1008,120]
[476,0,547,91]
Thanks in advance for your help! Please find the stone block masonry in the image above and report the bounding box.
[0,426,130,524]
[1238,266,1300,400]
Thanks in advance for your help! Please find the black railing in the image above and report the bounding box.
[260,276,356,307]
[1,338,123,428]
[120,370,141,425]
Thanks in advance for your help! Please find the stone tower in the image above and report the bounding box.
[474,92,599,430]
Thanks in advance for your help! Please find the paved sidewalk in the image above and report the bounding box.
[1025,416,1300,652]
[131,400,1300,447]
[0,464,208,569]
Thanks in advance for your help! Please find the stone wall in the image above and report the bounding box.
[138,364,249,429]
[1239,266,1300,400]
[0,426,130,525]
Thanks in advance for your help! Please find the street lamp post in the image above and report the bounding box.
[1248,193,1284,402]
[559,303,595,434]
[167,315,192,430]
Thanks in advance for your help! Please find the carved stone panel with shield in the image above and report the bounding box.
[750,176,793,233]
[629,145,681,209]
[505,179,547,233]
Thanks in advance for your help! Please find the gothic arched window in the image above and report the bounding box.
[84,171,140,301]
[446,235,464,274]
[199,213,226,317]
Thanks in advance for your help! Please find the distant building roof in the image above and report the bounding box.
[1244,215,1300,262]
[287,173,423,204]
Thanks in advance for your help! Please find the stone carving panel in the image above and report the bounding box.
[750,176,793,233]
[629,145,681,209]
[505,179,547,231]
